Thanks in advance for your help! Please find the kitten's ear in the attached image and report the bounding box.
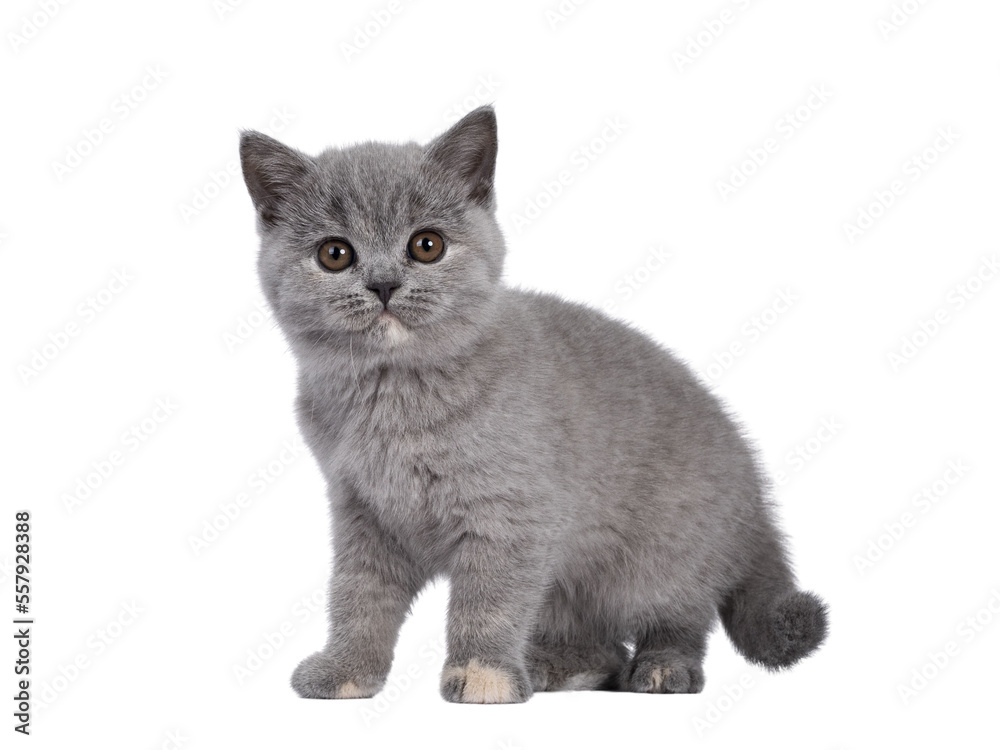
[425,106,498,209]
[239,130,313,225]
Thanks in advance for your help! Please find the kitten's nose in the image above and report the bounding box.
[367,281,400,308]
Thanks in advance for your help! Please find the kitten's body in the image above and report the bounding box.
[240,107,827,702]
[301,290,758,629]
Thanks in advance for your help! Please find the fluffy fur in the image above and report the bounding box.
[239,106,827,703]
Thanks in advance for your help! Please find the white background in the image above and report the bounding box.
[3,0,999,748]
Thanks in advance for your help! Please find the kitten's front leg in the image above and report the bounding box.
[441,530,548,704]
[292,496,424,700]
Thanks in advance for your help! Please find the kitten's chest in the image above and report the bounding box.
[316,365,491,533]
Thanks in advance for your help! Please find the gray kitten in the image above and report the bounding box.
[238,106,827,703]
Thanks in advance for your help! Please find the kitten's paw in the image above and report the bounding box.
[620,652,706,694]
[440,659,532,704]
[528,640,627,691]
[290,652,382,700]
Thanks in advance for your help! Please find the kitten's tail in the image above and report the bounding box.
[718,544,829,670]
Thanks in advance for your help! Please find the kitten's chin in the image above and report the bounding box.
[375,310,410,346]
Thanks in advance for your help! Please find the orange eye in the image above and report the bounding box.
[408,231,445,263]
[318,239,354,272]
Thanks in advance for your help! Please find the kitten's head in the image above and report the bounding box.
[239,106,505,364]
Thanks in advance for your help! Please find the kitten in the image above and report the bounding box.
[239,106,827,703]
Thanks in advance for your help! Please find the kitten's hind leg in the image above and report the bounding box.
[528,634,628,692]
[620,615,712,694]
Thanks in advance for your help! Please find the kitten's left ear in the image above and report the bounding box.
[425,106,498,209]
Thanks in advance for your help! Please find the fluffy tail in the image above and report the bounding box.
[719,543,829,670]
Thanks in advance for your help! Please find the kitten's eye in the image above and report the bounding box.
[318,239,355,272]
[408,231,445,263]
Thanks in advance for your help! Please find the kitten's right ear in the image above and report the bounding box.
[239,130,313,225]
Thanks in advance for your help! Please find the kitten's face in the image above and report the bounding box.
[240,107,505,362]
